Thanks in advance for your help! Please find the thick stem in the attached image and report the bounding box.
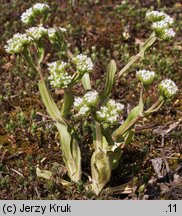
[119,53,141,77]
[118,33,157,77]
[95,122,102,149]
[61,89,74,117]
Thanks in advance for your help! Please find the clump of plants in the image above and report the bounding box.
[5,4,178,195]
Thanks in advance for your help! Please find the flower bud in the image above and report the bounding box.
[73,54,93,75]
[136,70,155,85]
[83,90,99,106]
[159,79,178,99]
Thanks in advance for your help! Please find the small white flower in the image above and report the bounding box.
[160,28,175,40]
[96,99,124,125]
[74,97,83,109]
[136,70,155,85]
[21,3,50,24]
[84,90,99,106]
[152,16,174,31]
[146,11,166,22]
[107,99,124,113]
[48,61,72,88]
[108,116,118,123]
[159,79,178,98]
[21,8,34,24]
[26,26,47,40]
[73,54,93,74]
[5,33,32,54]
[77,105,90,116]
[146,10,175,40]
[48,28,57,39]
[33,3,50,12]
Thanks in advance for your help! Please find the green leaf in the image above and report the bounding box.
[81,73,91,90]
[113,90,143,140]
[91,149,111,195]
[139,33,157,58]
[122,128,135,145]
[37,40,45,65]
[100,60,117,101]
[56,122,81,182]
[61,90,74,117]
[107,147,122,170]
[101,136,122,171]
[38,80,66,125]
[36,167,52,180]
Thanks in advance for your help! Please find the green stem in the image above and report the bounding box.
[95,122,102,149]
[118,33,157,77]
[145,96,164,114]
[23,47,44,81]
[119,53,141,77]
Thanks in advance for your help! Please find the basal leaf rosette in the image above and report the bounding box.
[158,79,178,99]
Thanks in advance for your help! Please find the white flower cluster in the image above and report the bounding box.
[151,16,173,30]
[146,11,175,40]
[47,27,67,42]
[146,11,167,22]
[97,99,124,124]
[136,70,155,85]
[48,61,72,88]
[84,91,99,106]
[47,28,56,39]
[74,90,99,117]
[5,26,67,54]
[21,3,50,24]
[5,33,32,54]
[73,54,93,74]
[159,28,175,40]
[26,26,47,40]
[159,79,178,99]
